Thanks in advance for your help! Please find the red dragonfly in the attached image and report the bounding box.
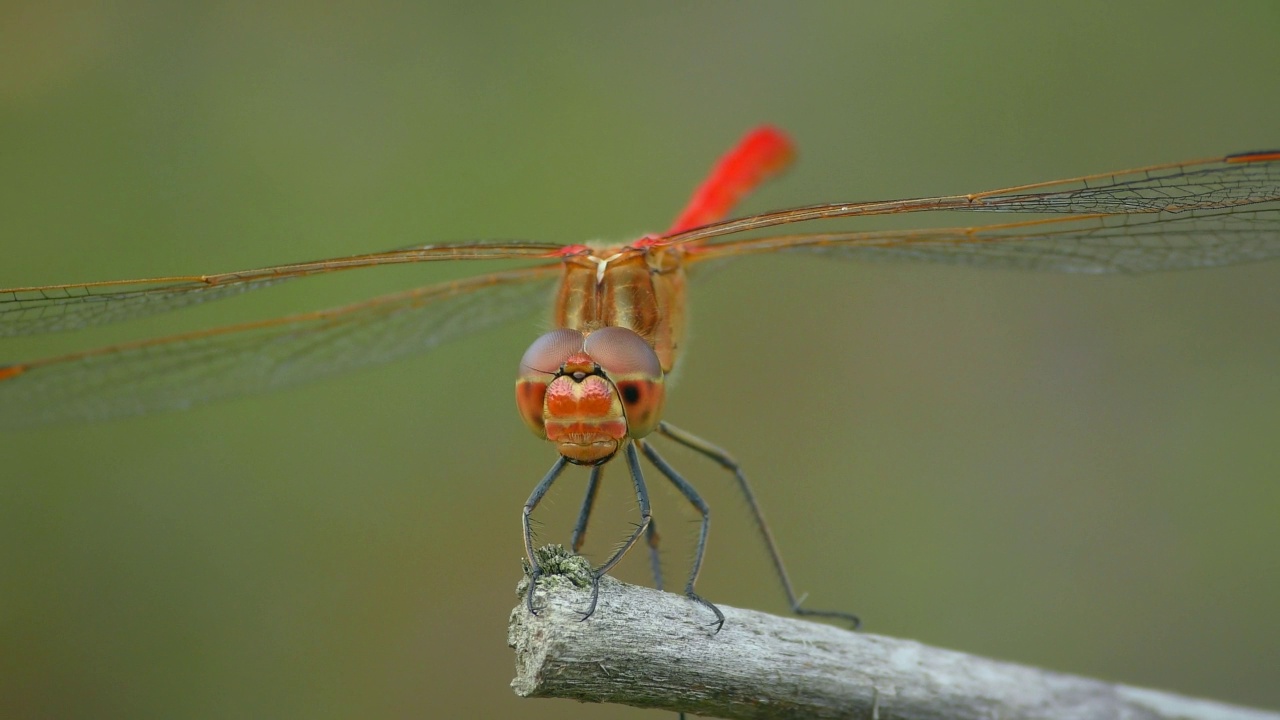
[2,128,1278,630]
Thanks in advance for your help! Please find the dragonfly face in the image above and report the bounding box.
[515,325,666,465]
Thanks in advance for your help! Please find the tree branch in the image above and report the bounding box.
[508,546,1279,720]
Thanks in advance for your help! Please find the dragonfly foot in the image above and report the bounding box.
[794,604,861,631]
[687,590,725,634]
[577,572,603,621]
[525,567,544,616]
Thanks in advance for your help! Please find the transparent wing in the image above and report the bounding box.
[688,206,1280,273]
[0,267,558,429]
[0,241,565,337]
[661,151,1280,248]
[9,152,1276,336]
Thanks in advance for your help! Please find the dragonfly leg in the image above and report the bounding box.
[570,465,604,554]
[570,462,664,592]
[645,517,665,593]
[637,438,725,634]
[522,456,570,616]
[657,422,861,630]
[582,442,653,622]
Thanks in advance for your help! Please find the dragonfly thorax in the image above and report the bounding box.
[515,326,666,465]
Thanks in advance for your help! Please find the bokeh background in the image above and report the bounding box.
[2,2,1278,718]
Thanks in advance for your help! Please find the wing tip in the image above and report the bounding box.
[1225,150,1280,164]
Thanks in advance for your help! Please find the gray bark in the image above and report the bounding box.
[508,546,1279,720]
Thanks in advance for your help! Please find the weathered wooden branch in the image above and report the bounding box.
[508,546,1279,720]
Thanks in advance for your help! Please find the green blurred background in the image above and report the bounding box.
[2,2,1277,718]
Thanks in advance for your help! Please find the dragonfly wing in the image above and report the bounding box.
[0,241,563,337]
[0,276,286,337]
[0,267,558,429]
[965,152,1280,215]
[660,152,1280,247]
[690,206,1280,274]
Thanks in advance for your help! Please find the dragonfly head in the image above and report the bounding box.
[516,327,666,465]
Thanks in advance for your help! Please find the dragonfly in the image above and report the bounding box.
[2,127,1279,633]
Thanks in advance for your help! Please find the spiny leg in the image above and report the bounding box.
[570,464,604,554]
[645,518,665,593]
[522,456,570,616]
[637,438,726,633]
[580,441,653,622]
[657,421,861,629]
[570,462,665,592]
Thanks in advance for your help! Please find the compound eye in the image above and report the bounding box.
[516,329,587,439]
[584,327,665,438]
[518,328,586,378]
[583,326,661,380]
